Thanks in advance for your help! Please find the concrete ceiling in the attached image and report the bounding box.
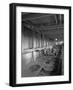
[22,13,64,41]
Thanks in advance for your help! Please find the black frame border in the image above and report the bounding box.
[9,3,71,87]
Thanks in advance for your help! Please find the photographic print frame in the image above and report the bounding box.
[9,3,71,87]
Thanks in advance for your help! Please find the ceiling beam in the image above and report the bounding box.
[22,22,63,30]
[22,14,54,21]
[37,24,64,31]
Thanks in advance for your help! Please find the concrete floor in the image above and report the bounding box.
[21,45,64,77]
